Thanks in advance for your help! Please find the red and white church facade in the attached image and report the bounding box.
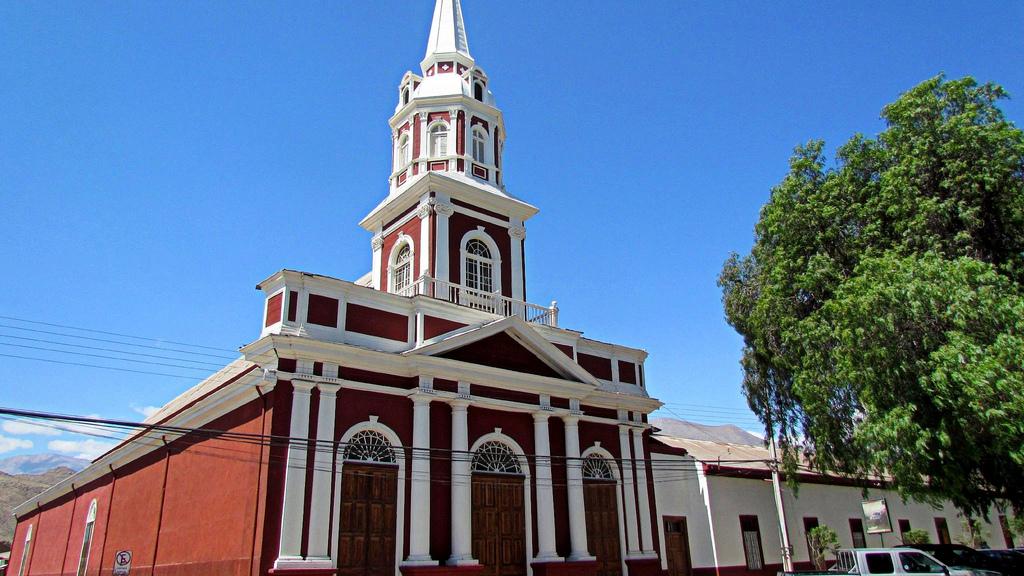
[8,2,668,576]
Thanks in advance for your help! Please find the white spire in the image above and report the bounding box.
[422,0,473,69]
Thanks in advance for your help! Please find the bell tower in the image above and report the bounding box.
[360,0,539,309]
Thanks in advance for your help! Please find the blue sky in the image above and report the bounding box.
[1,1,1022,460]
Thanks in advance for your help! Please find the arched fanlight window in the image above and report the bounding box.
[473,81,484,102]
[76,500,98,576]
[472,127,487,163]
[429,123,448,157]
[397,134,410,169]
[472,441,522,474]
[390,243,413,293]
[464,239,493,293]
[344,430,397,464]
[582,456,615,480]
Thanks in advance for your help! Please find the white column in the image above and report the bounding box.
[509,223,526,302]
[435,200,453,285]
[448,399,476,565]
[371,232,384,290]
[275,380,316,569]
[307,383,339,563]
[405,391,437,565]
[631,427,655,554]
[418,199,433,280]
[533,412,561,562]
[618,424,641,556]
[563,416,592,561]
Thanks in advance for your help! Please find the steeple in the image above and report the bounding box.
[422,0,474,72]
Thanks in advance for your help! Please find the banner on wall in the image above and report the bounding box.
[862,498,893,534]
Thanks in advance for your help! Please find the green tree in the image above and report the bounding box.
[807,525,840,570]
[901,529,931,545]
[719,75,1024,515]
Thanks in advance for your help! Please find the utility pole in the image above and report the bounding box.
[770,435,794,572]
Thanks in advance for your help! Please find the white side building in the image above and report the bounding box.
[649,435,1018,576]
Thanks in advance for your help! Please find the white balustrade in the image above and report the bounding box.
[397,275,558,326]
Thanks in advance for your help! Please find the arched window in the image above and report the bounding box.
[402,87,410,105]
[472,127,487,163]
[396,134,410,169]
[344,430,397,464]
[472,441,521,474]
[464,239,493,293]
[76,500,98,576]
[390,243,413,293]
[18,524,32,576]
[429,123,448,157]
[473,81,484,102]
[582,456,615,480]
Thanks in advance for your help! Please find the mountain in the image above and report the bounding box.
[0,467,76,545]
[0,453,89,475]
[651,417,764,446]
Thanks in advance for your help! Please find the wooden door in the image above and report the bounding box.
[472,473,526,576]
[337,464,398,576]
[663,517,692,576]
[584,480,622,576]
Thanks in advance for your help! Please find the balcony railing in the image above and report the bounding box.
[397,274,558,327]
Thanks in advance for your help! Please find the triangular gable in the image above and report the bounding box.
[404,316,599,386]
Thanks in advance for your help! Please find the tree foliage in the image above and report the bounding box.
[901,529,931,545]
[807,525,840,570]
[719,75,1024,515]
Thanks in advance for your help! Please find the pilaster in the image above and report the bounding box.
[405,387,437,565]
[562,415,593,561]
[618,424,641,557]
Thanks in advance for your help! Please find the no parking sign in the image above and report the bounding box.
[113,550,132,575]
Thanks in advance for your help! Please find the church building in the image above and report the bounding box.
[7,2,667,576]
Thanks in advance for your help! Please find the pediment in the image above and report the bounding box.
[404,316,598,386]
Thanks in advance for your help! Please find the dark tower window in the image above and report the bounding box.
[402,87,410,105]
[474,81,484,102]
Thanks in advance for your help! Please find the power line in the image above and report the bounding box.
[0,333,230,369]
[0,317,239,358]
[0,353,206,380]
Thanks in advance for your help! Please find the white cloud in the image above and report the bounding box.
[2,419,63,436]
[48,438,117,460]
[132,405,161,419]
[0,434,34,453]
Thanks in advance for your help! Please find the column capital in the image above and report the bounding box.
[316,382,342,396]
[561,414,580,426]
[435,201,455,217]
[533,411,551,423]
[449,398,470,411]
[410,392,434,405]
[291,380,317,393]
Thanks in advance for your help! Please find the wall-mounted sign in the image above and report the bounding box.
[862,498,892,534]
[113,550,132,575]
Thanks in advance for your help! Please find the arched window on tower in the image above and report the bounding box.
[396,134,410,170]
[402,87,410,105]
[464,239,494,293]
[429,123,448,157]
[390,243,413,294]
[473,81,484,102]
[76,500,98,576]
[472,127,487,164]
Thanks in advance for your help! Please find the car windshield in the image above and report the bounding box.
[900,552,946,574]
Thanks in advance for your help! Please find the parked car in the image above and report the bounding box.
[898,544,1004,576]
[977,550,1024,576]
[777,547,998,576]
